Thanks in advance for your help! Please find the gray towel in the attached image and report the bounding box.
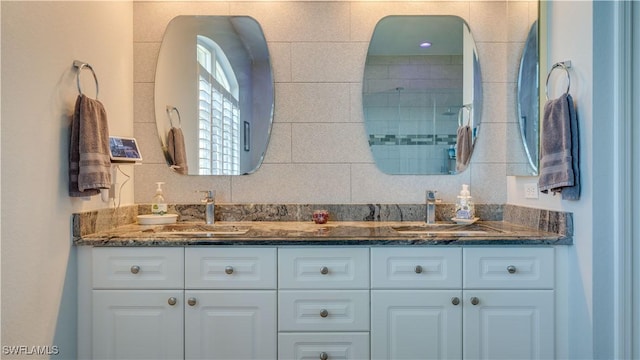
[167,127,188,175]
[69,94,111,197]
[538,93,580,200]
[456,125,472,172]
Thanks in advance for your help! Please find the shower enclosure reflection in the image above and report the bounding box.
[362,15,482,175]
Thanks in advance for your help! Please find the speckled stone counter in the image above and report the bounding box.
[74,220,571,246]
[72,204,573,247]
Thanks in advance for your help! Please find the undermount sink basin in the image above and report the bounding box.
[154,224,251,236]
[391,223,490,235]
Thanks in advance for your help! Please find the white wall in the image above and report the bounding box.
[133,1,537,206]
[0,2,133,358]
[507,1,594,358]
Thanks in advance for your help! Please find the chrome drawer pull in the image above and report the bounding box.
[470,297,480,305]
[451,297,460,306]
[188,297,197,306]
[225,266,234,275]
[320,266,329,275]
[130,265,140,274]
[414,265,423,274]
[319,309,329,318]
[507,265,517,274]
[167,297,177,306]
[319,352,328,360]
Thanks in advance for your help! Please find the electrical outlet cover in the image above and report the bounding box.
[524,183,539,199]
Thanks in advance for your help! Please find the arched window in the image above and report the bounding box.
[197,35,240,175]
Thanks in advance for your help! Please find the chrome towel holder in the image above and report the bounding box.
[166,105,182,128]
[73,60,99,99]
[545,60,571,100]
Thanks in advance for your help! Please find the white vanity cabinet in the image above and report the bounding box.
[462,247,555,360]
[89,247,185,360]
[371,247,463,360]
[80,245,558,360]
[371,247,555,360]
[277,247,371,360]
[81,247,277,360]
[184,248,277,360]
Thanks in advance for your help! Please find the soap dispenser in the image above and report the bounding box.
[151,182,167,215]
[455,184,475,220]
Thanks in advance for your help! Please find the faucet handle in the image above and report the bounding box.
[198,190,215,202]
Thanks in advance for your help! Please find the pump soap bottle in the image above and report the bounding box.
[151,182,168,215]
[455,184,475,221]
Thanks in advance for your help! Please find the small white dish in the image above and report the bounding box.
[137,214,178,225]
[451,217,479,225]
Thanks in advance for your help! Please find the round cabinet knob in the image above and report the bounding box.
[319,309,329,318]
[225,266,234,275]
[130,265,140,274]
[188,297,197,306]
[507,265,517,274]
[319,352,329,360]
[320,266,329,275]
[414,265,423,274]
[167,297,177,306]
[451,297,460,306]
[470,297,480,306]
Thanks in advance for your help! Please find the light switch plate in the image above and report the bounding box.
[524,183,539,199]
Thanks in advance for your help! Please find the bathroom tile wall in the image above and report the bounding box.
[133,0,537,205]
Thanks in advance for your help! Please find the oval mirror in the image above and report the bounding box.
[362,15,482,175]
[516,21,539,175]
[155,16,274,175]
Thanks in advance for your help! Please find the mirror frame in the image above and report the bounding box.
[517,20,540,175]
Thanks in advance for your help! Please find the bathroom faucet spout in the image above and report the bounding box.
[200,190,216,224]
[425,190,437,224]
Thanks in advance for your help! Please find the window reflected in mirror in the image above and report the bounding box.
[197,35,241,175]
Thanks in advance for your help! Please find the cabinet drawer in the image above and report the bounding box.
[463,247,554,289]
[278,248,369,289]
[371,247,462,289]
[185,247,276,289]
[278,333,370,360]
[279,290,370,332]
[92,247,183,289]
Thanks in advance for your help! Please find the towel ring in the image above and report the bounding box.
[166,105,182,128]
[457,104,472,127]
[545,61,571,100]
[73,60,99,99]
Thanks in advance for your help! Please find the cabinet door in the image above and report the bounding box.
[92,290,183,360]
[463,290,554,360]
[371,290,462,360]
[184,290,277,360]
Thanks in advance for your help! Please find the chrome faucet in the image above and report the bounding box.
[200,190,216,224]
[426,190,437,224]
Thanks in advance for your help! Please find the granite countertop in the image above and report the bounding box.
[73,220,572,247]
